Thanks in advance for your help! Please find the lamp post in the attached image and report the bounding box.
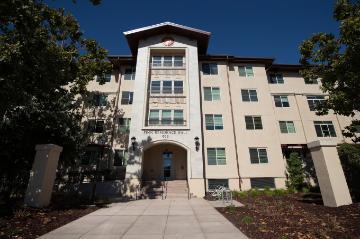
[194,136,200,151]
[131,136,136,151]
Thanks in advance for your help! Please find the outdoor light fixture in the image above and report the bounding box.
[194,136,200,151]
[131,136,136,151]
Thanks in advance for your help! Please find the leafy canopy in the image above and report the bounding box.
[299,0,360,142]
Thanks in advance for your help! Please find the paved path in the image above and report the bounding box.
[39,198,248,239]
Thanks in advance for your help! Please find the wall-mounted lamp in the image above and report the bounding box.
[131,136,137,151]
[194,136,200,151]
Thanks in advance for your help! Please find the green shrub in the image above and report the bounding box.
[241,215,254,225]
[286,152,306,191]
[225,205,236,214]
[338,144,360,201]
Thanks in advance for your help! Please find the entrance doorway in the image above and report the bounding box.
[142,143,187,181]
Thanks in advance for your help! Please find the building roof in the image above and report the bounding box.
[123,22,211,56]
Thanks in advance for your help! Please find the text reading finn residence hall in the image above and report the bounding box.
[26,22,355,207]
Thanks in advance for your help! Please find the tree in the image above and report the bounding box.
[299,0,360,142]
[0,0,112,202]
[286,152,305,191]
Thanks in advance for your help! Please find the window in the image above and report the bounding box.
[250,178,275,189]
[148,109,185,126]
[305,78,318,84]
[121,91,133,105]
[207,148,226,165]
[124,68,135,80]
[162,110,172,125]
[208,179,229,190]
[239,66,254,77]
[314,121,337,137]
[307,96,325,111]
[174,81,183,94]
[279,121,296,133]
[87,119,104,133]
[202,63,218,75]
[174,110,184,125]
[174,56,184,67]
[204,87,220,101]
[245,116,263,130]
[113,150,128,166]
[241,89,258,102]
[162,81,172,94]
[249,148,268,164]
[268,73,284,84]
[151,56,184,68]
[81,150,101,165]
[150,81,161,94]
[92,93,107,106]
[118,118,131,133]
[96,73,111,82]
[149,110,160,125]
[205,114,223,130]
[274,95,289,107]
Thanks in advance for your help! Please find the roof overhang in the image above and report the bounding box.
[123,22,211,56]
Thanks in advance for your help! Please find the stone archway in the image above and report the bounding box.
[142,142,187,181]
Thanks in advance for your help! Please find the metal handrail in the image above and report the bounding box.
[187,180,190,200]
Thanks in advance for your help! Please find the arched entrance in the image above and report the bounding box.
[142,143,187,181]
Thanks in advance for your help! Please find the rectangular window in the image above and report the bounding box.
[204,87,220,101]
[152,56,162,67]
[241,89,258,102]
[250,178,275,189]
[96,73,111,82]
[245,116,263,130]
[162,81,173,94]
[163,56,173,67]
[305,78,318,84]
[150,81,161,94]
[274,95,289,107]
[124,68,135,80]
[314,121,337,137]
[161,110,172,125]
[208,179,229,190]
[202,63,218,75]
[249,148,268,164]
[149,110,160,125]
[121,91,133,105]
[207,148,226,165]
[268,73,284,84]
[307,96,325,111]
[174,56,184,67]
[87,119,104,133]
[174,81,183,94]
[174,110,184,125]
[113,149,128,166]
[92,93,107,106]
[81,150,101,165]
[279,121,296,133]
[205,114,223,130]
[239,66,254,77]
[118,118,131,133]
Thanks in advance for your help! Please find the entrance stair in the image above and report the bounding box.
[140,180,189,199]
[165,180,188,199]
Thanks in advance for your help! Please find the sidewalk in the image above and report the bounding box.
[39,198,248,239]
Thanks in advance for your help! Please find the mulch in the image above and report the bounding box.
[0,206,99,239]
[217,193,360,239]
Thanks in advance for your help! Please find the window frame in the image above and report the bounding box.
[205,114,224,130]
[118,118,131,133]
[241,89,258,102]
[274,95,290,107]
[124,67,136,80]
[245,116,263,130]
[268,73,284,84]
[121,91,133,105]
[207,148,226,165]
[204,87,221,101]
[249,148,269,164]
[314,121,337,137]
[279,121,296,133]
[87,119,105,133]
[202,63,218,75]
[307,95,325,111]
[239,66,254,77]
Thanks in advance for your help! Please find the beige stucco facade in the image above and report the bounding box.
[80,22,356,198]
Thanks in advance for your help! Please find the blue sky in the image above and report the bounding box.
[47,0,339,64]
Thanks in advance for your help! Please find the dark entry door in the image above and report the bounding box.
[163,151,173,180]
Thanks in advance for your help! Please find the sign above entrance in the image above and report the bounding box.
[162,37,175,46]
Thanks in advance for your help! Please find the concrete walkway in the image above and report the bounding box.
[39,198,248,239]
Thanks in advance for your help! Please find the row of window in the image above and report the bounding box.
[150,80,183,94]
[208,178,275,190]
[87,118,131,134]
[151,56,184,68]
[201,63,318,84]
[148,109,184,126]
[207,147,268,165]
[204,114,337,137]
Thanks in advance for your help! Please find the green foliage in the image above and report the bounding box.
[233,189,290,199]
[0,0,112,202]
[338,143,360,201]
[286,152,305,191]
[241,215,254,225]
[299,0,360,142]
[225,205,236,214]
